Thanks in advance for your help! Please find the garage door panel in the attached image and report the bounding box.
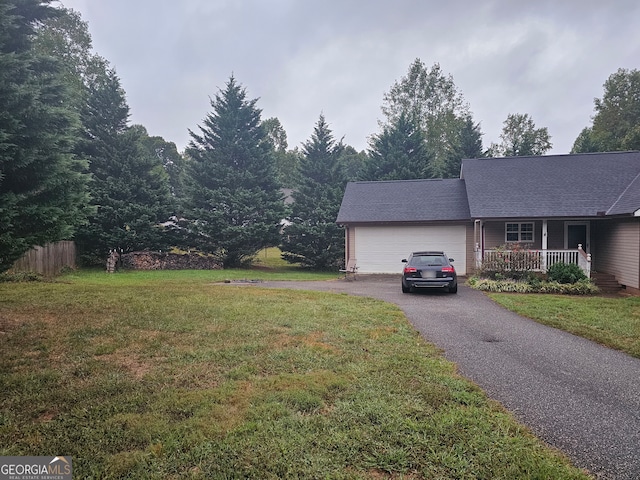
[354,226,467,274]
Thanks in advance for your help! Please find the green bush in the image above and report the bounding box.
[547,262,587,284]
[467,276,599,295]
[0,271,44,283]
[479,243,542,281]
[476,268,545,283]
[527,274,542,289]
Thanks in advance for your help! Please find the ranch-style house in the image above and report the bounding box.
[336,151,640,293]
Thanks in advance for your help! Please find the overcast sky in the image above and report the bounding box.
[56,0,640,155]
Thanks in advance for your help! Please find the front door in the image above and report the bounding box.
[565,222,589,252]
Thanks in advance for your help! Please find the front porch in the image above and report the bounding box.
[476,245,592,277]
[473,219,593,277]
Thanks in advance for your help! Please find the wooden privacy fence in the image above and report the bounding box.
[11,241,76,276]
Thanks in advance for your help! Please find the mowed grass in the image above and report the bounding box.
[488,293,640,359]
[252,246,297,270]
[0,271,590,479]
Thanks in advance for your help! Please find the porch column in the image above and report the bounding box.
[344,227,350,267]
[474,220,483,269]
[542,219,548,271]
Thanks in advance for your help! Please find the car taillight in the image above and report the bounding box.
[404,267,417,274]
[441,266,455,274]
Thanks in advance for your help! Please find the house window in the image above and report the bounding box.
[506,223,534,242]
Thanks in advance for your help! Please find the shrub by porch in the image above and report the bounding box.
[471,244,598,294]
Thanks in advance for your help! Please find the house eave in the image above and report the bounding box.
[470,213,632,221]
[336,219,473,227]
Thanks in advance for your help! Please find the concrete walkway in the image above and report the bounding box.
[257,276,640,480]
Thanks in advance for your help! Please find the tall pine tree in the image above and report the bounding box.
[183,76,284,267]
[439,115,484,177]
[281,115,346,270]
[361,112,430,180]
[74,64,173,263]
[0,0,90,271]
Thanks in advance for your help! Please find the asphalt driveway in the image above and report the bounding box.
[257,276,640,480]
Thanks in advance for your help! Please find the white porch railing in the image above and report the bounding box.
[577,245,592,278]
[477,245,591,277]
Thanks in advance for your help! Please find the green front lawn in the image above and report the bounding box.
[488,293,640,359]
[0,270,590,479]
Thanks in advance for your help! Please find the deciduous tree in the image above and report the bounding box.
[262,117,301,187]
[138,129,187,209]
[381,59,483,178]
[32,6,93,109]
[340,146,368,181]
[572,68,640,152]
[488,113,552,157]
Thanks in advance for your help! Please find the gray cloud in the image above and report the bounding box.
[59,0,640,154]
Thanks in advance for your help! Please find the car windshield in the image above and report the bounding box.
[413,255,445,266]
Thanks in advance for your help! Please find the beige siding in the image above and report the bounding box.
[593,219,640,290]
[483,221,543,249]
[483,221,503,248]
[547,221,565,250]
[484,220,592,251]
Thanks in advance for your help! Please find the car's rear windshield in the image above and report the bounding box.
[412,255,446,266]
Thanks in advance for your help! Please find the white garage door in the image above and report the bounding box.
[354,225,467,274]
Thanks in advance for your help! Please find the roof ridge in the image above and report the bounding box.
[463,150,640,162]
[607,170,640,215]
[348,178,463,185]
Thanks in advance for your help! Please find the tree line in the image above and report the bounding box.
[2,0,639,272]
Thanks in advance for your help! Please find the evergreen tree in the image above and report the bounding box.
[281,115,346,269]
[457,116,484,159]
[182,76,284,267]
[74,65,173,263]
[0,0,90,271]
[361,112,430,180]
[427,114,484,178]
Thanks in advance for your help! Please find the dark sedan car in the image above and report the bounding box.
[401,251,457,294]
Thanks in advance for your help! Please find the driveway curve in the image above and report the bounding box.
[256,276,640,480]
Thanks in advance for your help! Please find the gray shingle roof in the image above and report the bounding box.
[336,179,470,224]
[462,151,640,218]
[608,171,640,215]
[337,152,640,224]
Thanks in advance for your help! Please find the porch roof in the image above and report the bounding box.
[336,178,471,224]
[461,151,640,218]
